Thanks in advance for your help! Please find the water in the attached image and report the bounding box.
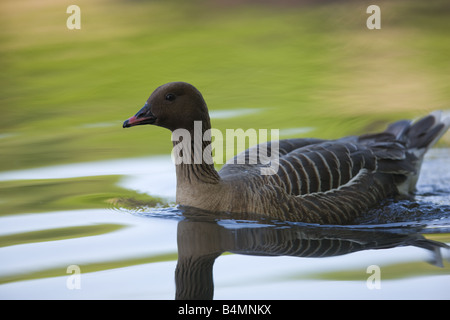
[0,149,449,300]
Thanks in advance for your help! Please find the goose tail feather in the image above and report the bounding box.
[356,111,449,195]
[385,110,449,194]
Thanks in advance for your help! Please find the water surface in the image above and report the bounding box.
[0,148,449,299]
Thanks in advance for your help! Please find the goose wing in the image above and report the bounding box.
[220,138,324,173]
[274,138,412,224]
[222,137,382,195]
[276,141,378,195]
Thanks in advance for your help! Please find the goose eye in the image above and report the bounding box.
[165,93,176,101]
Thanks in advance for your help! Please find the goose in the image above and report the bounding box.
[123,82,449,225]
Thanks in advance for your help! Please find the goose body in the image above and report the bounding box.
[123,82,449,225]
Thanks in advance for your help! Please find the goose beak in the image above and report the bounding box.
[123,104,157,128]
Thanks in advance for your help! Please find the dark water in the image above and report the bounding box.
[0,149,449,299]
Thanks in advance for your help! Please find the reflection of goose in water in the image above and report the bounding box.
[175,210,449,300]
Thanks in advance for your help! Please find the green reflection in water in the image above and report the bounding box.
[0,224,124,248]
[0,176,167,216]
[309,260,450,281]
[0,252,177,285]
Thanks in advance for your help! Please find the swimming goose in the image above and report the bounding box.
[123,82,449,224]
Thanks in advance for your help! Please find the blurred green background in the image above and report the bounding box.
[1,0,449,172]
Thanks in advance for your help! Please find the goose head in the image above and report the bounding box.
[123,82,210,133]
